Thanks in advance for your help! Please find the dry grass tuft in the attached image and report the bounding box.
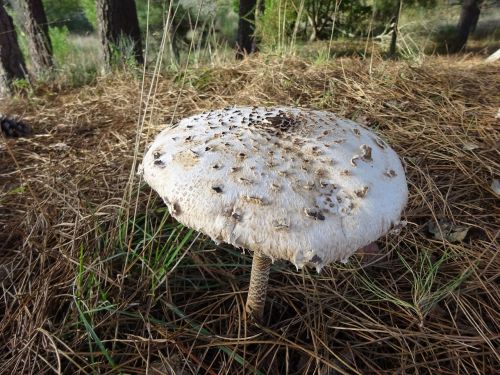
[1,55,499,374]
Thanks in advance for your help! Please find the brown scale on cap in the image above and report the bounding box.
[154,159,165,167]
[360,145,373,161]
[385,169,397,177]
[242,195,267,205]
[303,181,316,190]
[319,180,329,188]
[337,197,355,215]
[304,208,325,221]
[173,150,200,168]
[272,218,290,231]
[212,185,223,193]
[315,168,328,178]
[352,144,373,166]
[373,136,387,149]
[239,177,254,184]
[270,182,281,192]
[171,202,181,215]
[355,186,369,198]
[231,210,242,221]
[278,170,290,177]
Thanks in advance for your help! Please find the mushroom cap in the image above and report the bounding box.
[142,107,408,271]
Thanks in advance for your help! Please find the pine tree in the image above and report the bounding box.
[0,1,28,96]
[19,0,53,75]
[96,0,143,69]
[452,0,481,53]
[236,0,258,59]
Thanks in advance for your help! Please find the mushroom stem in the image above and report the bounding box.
[245,250,272,323]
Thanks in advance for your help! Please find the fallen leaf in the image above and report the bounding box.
[383,100,400,109]
[427,219,470,243]
[446,227,470,242]
[49,142,69,150]
[462,142,480,151]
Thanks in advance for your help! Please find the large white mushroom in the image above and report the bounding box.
[142,107,408,322]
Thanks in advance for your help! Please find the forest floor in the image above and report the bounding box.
[1,54,499,374]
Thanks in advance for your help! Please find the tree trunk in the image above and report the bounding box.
[451,0,481,53]
[236,0,257,59]
[19,0,53,75]
[96,0,143,69]
[388,0,402,58]
[0,1,27,96]
[307,15,318,42]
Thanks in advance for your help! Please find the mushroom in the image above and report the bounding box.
[141,107,408,322]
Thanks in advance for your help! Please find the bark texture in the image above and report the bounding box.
[96,0,143,69]
[245,250,272,323]
[20,0,52,74]
[0,1,27,95]
[236,0,257,59]
[452,0,481,53]
[388,0,402,58]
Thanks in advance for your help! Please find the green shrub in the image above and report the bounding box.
[136,0,170,32]
[257,0,375,47]
[49,26,71,65]
[216,0,239,43]
[42,0,93,32]
[257,0,298,47]
[80,0,97,28]
[338,0,373,37]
